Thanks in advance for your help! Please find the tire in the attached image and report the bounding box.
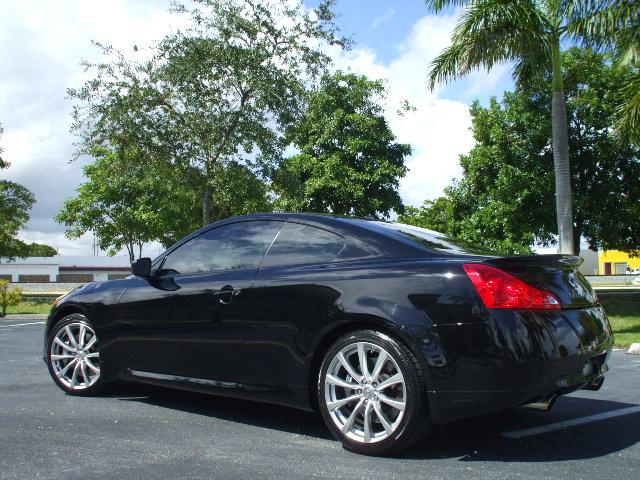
[46,314,109,396]
[317,329,431,455]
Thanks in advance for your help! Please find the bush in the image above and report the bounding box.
[0,280,22,317]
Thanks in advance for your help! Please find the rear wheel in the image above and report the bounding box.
[317,329,431,455]
[47,314,108,395]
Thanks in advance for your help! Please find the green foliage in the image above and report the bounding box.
[568,0,640,144]
[26,243,57,257]
[69,0,345,226]
[273,72,409,218]
[401,48,640,255]
[0,124,35,260]
[0,280,22,317]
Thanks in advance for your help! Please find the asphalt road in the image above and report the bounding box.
[1,319,639,480]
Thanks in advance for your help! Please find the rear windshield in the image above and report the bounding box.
[351,220,497,256]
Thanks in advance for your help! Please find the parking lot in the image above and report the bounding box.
[1,318,639,480]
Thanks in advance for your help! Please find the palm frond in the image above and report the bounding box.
[567,0,639,48]
[428,0,549,89]
[616,70,640,145]
[425,0,471,13]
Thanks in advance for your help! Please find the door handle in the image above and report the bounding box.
[213,285,240,305]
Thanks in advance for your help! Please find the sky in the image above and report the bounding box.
[0,0,513,257]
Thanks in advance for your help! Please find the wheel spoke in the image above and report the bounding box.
[327,394,360,411]
[56,358,77,377]
[337,352,362,383]
[78,325,86,348]
[83,336,97,351]
[85,352,99,358]
[370,351,388,382]
[70,362,81,387]
[326,374,358,390]
[372,401,394,435]
[377,373,403,390]
[54,337,74,352]
[80,361,90,385]
[378,393,405,412]
[341,398,365,434]
[85,358,100,374]
[51,354,75,361]
[65,326,79,349]
[357,342,370,380]
[363,401,373,443]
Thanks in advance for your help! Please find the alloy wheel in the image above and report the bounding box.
[50,322,100,390]
[324,341,406,444]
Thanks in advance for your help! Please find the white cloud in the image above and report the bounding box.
[1,4,508,254]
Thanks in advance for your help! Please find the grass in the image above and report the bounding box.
[3,294,639,347]
[599,294,640,348]
[5,300,54,315]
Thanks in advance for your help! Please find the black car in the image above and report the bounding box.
[45,213,613,455]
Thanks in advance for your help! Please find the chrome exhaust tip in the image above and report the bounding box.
[523,395,558,411]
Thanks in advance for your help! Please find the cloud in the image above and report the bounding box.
[371,8,396,30]
[1,4,508,254]
[328,13,488,207]
[0,0,184,255]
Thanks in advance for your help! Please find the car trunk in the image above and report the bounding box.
[483,254,597,309]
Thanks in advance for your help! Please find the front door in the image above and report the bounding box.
[116,220,283,384]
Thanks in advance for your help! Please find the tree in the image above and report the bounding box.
[69,0,345,227]
[273,72,410,218]
[425,0,620,254]
[56,147,173,263]
[26,243,57,257]
[569,0,640,144]
[0,280,22,317]
[0,124,35,260]
[401,48,640,255]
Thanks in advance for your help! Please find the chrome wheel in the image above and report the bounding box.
[50,322,100,390]
[324,341,406,444]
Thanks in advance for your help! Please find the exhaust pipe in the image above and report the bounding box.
[523,395,558,411]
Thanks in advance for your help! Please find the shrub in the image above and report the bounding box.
[0,279,22,317]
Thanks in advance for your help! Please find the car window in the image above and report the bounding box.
[260,222,345,268]
[161,221,283,275]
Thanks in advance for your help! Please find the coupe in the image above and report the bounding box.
[45,213,613,455]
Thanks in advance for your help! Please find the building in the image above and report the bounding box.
[599,250,640,275]
[0,256,131,283]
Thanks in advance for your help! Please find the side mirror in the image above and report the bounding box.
[132,257,152,278]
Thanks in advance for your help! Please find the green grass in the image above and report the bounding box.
[599,294,640,348]
[5,301,54,315]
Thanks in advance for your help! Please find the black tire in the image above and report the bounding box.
[46,314,109,396]
[317,329,431,455]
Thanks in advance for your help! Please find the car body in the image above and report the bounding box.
[44,213,613,454]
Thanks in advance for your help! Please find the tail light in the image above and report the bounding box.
[463,263,561,310]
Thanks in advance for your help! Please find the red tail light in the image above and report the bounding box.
[463,263,561,310]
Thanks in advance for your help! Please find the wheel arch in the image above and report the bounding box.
[306,313,432,413]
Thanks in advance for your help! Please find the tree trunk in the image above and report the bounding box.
[202,185,213,226]
[126,242,135,265]
[551,39,574,255]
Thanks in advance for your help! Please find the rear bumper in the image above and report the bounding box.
[426,305,613,424]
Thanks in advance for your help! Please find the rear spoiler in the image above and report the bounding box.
[483,254,583,269]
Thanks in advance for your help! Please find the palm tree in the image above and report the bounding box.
[426,0,608,255]
[569,0,640,144]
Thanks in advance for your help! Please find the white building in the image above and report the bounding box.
[0,256,131,283]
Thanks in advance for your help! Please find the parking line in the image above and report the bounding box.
[0,321,45,328]
[502,405,640,439]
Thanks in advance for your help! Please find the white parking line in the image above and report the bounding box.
[503,405,640,439]
[0,321,45,328]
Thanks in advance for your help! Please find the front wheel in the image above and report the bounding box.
[46,314,108,396]
[317,329,431,455]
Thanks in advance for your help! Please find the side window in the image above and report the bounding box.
[161,221,283,275]
[261,222,345,268]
